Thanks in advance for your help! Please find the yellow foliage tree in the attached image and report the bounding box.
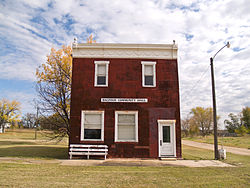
[36,45,72,138]
[86,34,96,43]
[0,99,21,132]
[36,35,96,138]
[189,107,219,136]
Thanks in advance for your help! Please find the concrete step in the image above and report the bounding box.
[160,157,177,161]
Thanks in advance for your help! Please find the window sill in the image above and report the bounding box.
[80,139,104,142]
[142,85,156,88]
[115,141,138,143]
[94,85,108,87]
[80,140,105,143]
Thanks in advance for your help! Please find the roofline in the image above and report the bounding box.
[72,43,178,59]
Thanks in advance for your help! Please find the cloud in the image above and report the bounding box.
[0,0,250,127]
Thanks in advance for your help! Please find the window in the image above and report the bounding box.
[141,61,156,87]
[163,126,170,143]
[115,111,138,142]
[94,61,109,87]
[81,111,104,141]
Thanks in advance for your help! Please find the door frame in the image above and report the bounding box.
[157,120,176,157]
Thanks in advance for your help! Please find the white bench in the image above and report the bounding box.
[69,144,108,160]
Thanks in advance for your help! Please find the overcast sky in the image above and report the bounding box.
[0,0,249,128]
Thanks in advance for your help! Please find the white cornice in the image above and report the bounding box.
[72,43,178,59]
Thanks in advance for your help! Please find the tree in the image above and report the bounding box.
[39,113,65,132]
[189,122,200,137]
[36,45,72,139]
[241,107,250,129]
[36,36,95,139]
[86,34,96,43]
[181,117,191,137]
[0,98,21,132]
[189,107,216,136]
[235,125,248,136]
[21,113,37,129]
[224,113,241,133]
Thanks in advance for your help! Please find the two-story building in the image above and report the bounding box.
[70,42,181,159]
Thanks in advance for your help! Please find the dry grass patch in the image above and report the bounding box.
[183,135,250,149]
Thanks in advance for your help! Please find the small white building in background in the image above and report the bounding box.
[0,123,11,133]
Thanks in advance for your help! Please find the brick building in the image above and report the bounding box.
[70,42,181,159]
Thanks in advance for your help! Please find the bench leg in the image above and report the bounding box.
[105,155,106,160]
[87,155,89,160]
[70,154,72,160]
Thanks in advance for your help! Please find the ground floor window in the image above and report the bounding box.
[81,111,104,141]
[115,111,138,142]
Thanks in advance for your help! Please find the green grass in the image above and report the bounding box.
[1,129,68,144]
[182,145,214,160]
[0,129,249,187]
[0,128,45,140]
[0,129,68,159]
[183,135,250,149]
[0,153,249,187]
[0,163,249,187]
[0,143,67,159]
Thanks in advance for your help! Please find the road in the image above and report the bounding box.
[182,140,250,156]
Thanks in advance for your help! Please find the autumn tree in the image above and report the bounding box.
[36,45,72,139]
[36,36,96,139]
[86,34,96,43]
[189,107,216,136]
[0,98,21,133]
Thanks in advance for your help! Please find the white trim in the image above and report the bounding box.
[81,110,104,141]
[72,43,178,59]
[94,61,109,87]
[158,119,176,157]
[115,111,138,142]
[157,120,176,124]
[141,61,156,87]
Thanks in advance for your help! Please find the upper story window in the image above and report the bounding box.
[81,111,104,141]
[141,61,156,87]
[94,61,109,87]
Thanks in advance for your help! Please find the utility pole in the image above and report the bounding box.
[210,42,230,160]
[210,57,219,159]
[35,106,39,140]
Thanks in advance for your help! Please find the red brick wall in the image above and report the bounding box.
[70,58,181,158]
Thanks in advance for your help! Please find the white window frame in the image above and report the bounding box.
[94,61,110,87]
[115,111,138,142]
[81,110,104,141]
[141,61,156,87]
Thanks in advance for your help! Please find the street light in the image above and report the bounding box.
[210,42,230,160]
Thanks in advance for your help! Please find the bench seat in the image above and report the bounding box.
[69,144,108,160]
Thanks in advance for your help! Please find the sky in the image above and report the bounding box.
[0,0,249,128]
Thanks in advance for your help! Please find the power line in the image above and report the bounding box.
[181,65,210,102]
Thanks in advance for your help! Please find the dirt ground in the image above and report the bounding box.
[0,157,234,167]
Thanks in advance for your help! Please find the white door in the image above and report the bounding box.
[158,120,176,157]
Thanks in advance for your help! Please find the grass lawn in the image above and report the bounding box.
[0,129,68,159]
[1,129,68,144]
[0,129,249,187]
[183,134,250,149]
